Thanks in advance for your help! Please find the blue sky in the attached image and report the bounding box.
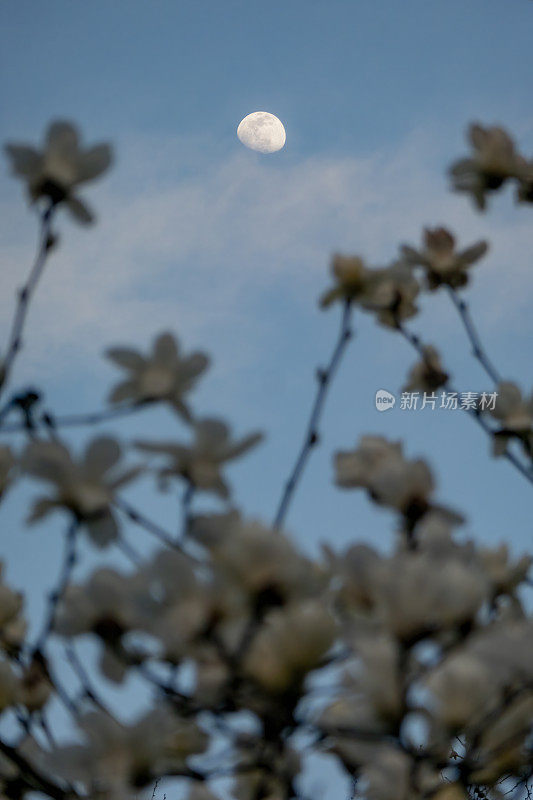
[1,0,533,781]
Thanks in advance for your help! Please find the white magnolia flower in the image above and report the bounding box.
[23,438,141,547]
[0,562,26,653]
[106,332,209,420]
[359,745,412,800]
[56,567,154,683]
[403,345,448,393]
[243,599,336,692]
[401,227,488,290]
[49,707,208,798]
[489,381,533,456]
[191,512,319,605]
[449,123,530,209]
[426,652,499,729]
[0,446,15,501]
[321,256,420,327]
[479,544,531,596]
[377,550,488,641]
[0,658,20,711]
[4,120,112,223]
[136,417,263,498]
[359,263,420,327]
[234,746,300,800]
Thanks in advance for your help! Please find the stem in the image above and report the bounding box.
[114,497,198,558]
[1,206,55,396]
[447,288,501,385]
[179,481,194,540]
[273,301,353,529]
[0,402,143,434]
[32,519,78,655]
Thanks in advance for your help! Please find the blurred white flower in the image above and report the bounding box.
[426,652,499,730]
[479,544,531,597]
[359,263,420,328]
[191,511,320,606]
[320,256,420,327]
[489,381,533,456]
[4,120,112,223]
[23,438,141,547]
[0,658,20,711]
[401,227,488,290]
[49,706,208,798]
[359,745,411,800]
[0,446,15,501]
[106,331,209,420]
[0,562,26,653]
[403,345,448,393]
[449,123,529,210]
[243,599,336,692]
[136,418,263,498]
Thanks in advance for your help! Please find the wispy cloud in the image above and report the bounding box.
[1,125,532,385]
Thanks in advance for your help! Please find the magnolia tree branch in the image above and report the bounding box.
[447,287,502,385]
[0,206,56,398]
[274,300,353,529]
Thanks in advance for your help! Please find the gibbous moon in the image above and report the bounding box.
[237,111,286,154]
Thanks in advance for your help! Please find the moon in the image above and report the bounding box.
[237,111,286,154]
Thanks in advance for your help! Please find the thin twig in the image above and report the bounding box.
[447,287,501,385]
[0,402,143,434]
[32,520,78,655]
[63,643,112,714]
[0,736,74,800]
[1,206,55,396]
[273,301,353,529]
[114,497,197,557]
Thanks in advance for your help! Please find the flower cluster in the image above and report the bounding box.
[449,123,533,210]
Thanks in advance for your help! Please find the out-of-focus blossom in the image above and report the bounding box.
[106,332,209,420]
[359,263,420,327]
[136,418,263,498]
[191,512,320,605]
[4,120,112,223]
[244,600,336,692]
[23,438,141,547]
[49,707,208,798]
[359,745,411,800]
[488,381,533,456]
[335,436,461,527]
[234,746,300,800]
[449,123,530,209]
[426,652,499,730]
[55,567,153,683]
[0,658,20,711]
[18,654,52,712]
[0,446,15,501]
[0,563,26,653]
[401,227,488,290]
[479,544,531,597]
[320,255,370,307]
[320,256,420,327]
[403,345,448,393]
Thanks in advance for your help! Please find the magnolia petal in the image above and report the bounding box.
[84,437,121,477]
[459,240,488,265]
[105,347,144,371]
[4,144,42,177]
[77,144,113,183]
[108,380,137,404]
[66,195,94,225]
[153,332,179,365]
[224,431,264,461]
